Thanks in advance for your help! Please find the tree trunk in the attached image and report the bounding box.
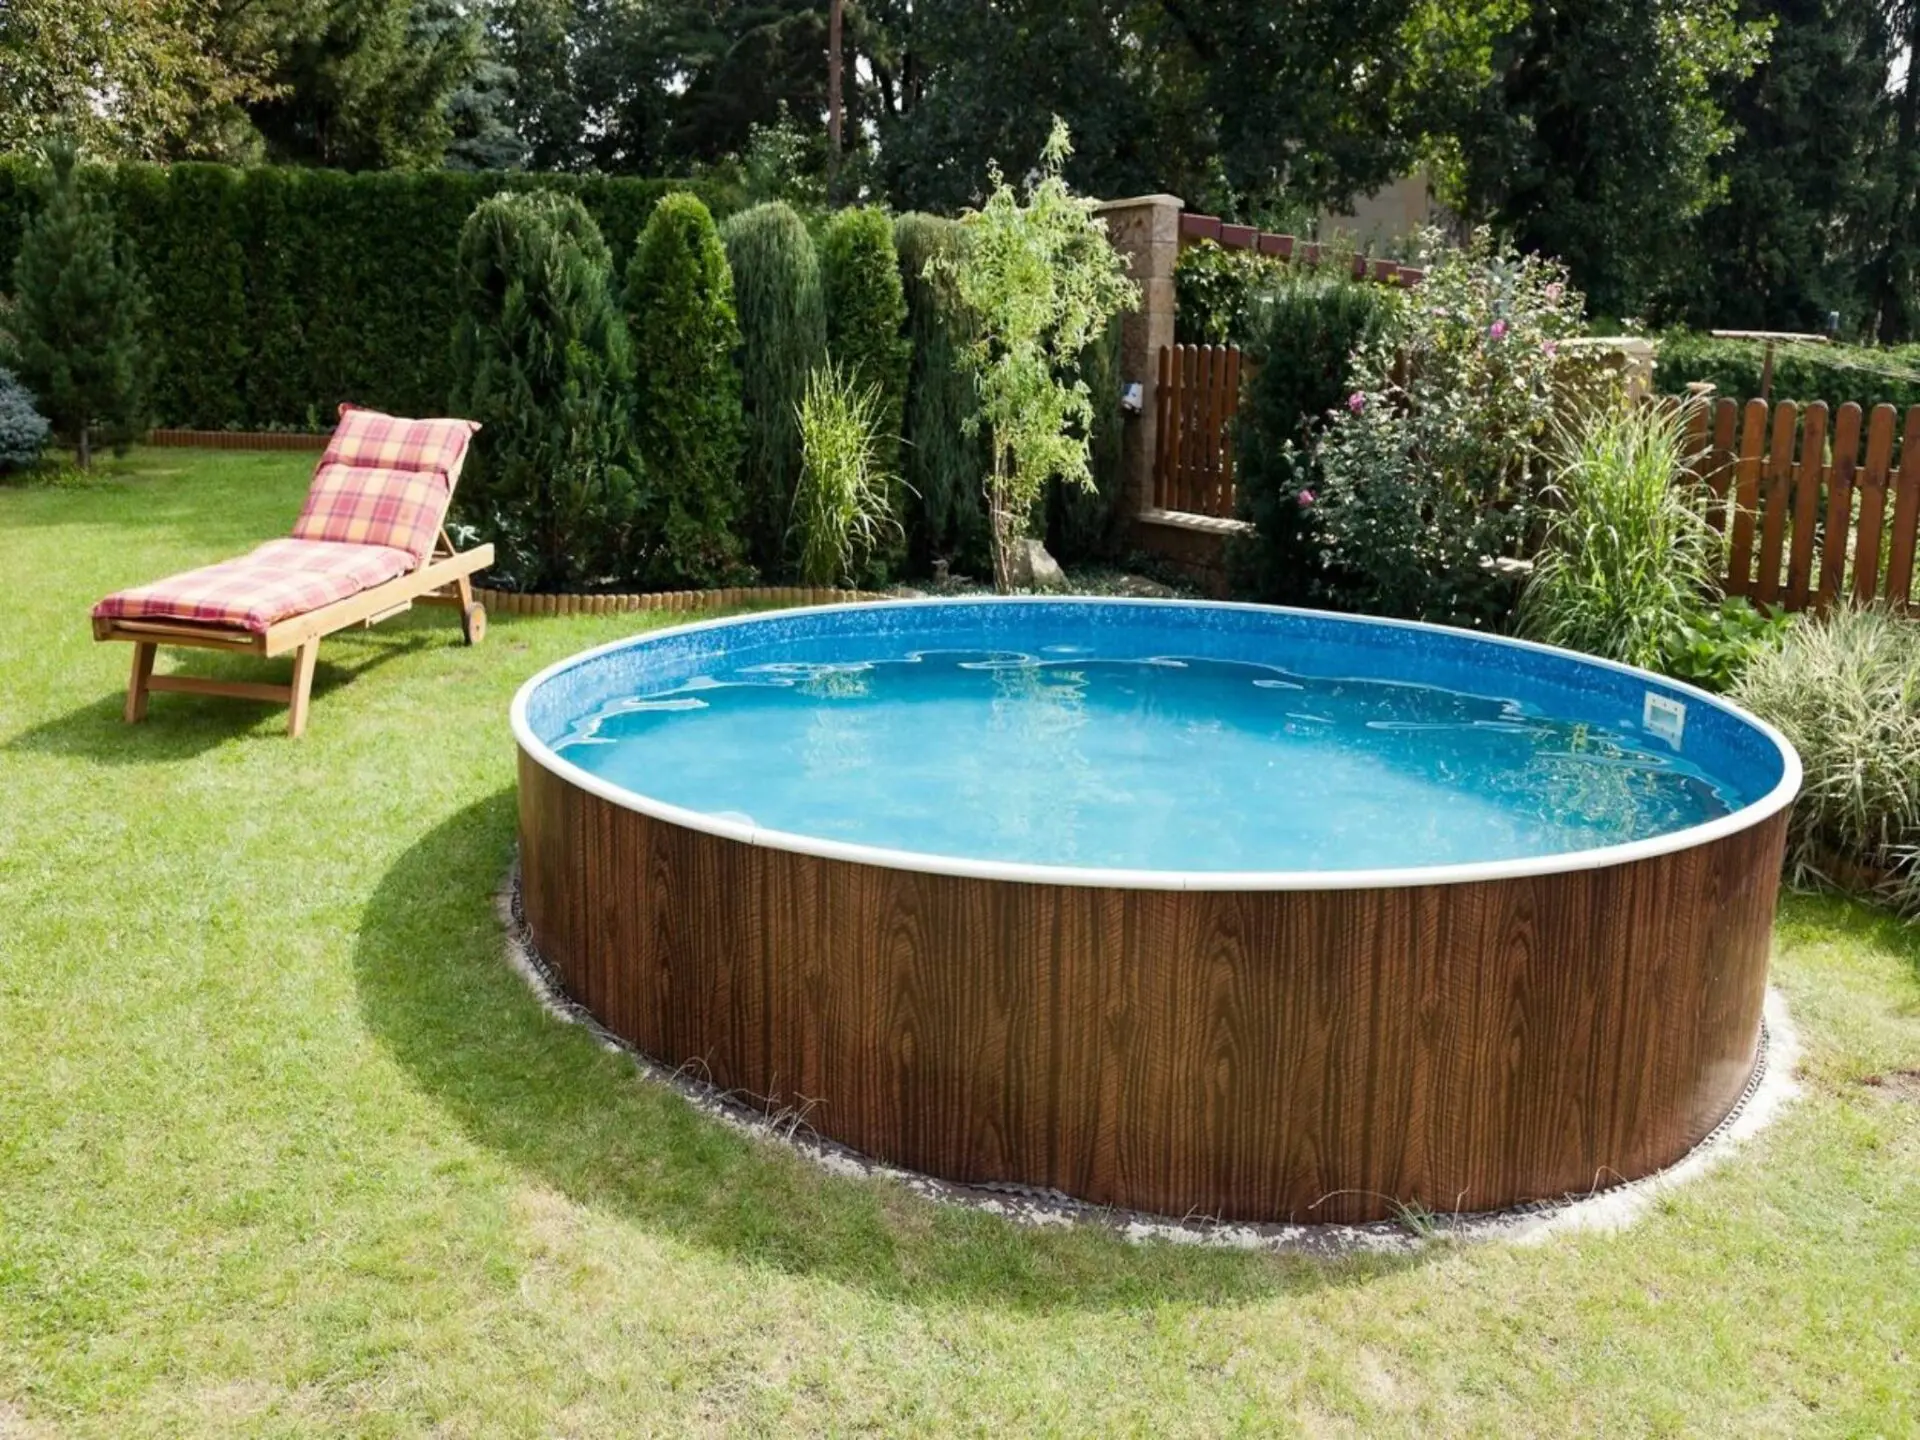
[827,0,844,204]
[989,459,1014,594]
[77,424,91,471]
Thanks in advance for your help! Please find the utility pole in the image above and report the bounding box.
[827,0,844,204]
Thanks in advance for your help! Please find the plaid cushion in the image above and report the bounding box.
[93,538,416,635]
[290,405,480,562]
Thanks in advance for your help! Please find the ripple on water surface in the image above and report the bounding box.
[553,650,1743,873]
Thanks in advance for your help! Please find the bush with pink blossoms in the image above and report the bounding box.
[1311,228,1589,627]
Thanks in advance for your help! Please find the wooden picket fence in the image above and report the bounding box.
[1687,397,1920,612]
[1153,343,1242,516]
[1148,346,1920,612]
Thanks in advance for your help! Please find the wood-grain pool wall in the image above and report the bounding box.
[516,748,1788,1225]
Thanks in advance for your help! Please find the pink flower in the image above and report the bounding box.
[1347,392,1366,413]
[1488,320,1508,340]
[1545,282,1564,301]
[1544,340,1558,358]
[1297,489,1316,508]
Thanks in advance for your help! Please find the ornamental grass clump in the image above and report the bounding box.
[790,363,901,589]
[821,206,910,579]
[1733,604,1920,914]
[1521,399,1724,671]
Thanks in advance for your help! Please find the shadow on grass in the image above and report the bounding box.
[1780,889,1920,997]
[354,790,1431,1312]
[8,629,436,762]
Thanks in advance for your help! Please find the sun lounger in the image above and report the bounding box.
[92,405,494,737]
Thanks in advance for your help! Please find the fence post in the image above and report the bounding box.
[1094,193,1185,517]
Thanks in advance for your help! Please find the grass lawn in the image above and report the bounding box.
[1,449,1917,1437]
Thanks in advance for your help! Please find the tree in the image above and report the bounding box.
[1685,0,1894,332]
[720,201,828,575]
[870,0,1516,219]
[624,192,748,587]
[894,212,991,574]
[225,0,485,168]
[1867,0,1920,340]
[0,0,265,159]
[821,206,910,576]
[1443,0,1766,319]
[938,121,1137,593]
[8,141,150,469]
[449,191,637,591]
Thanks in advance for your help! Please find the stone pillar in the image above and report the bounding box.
[1096,194,1183,516]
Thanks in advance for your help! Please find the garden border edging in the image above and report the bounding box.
[473,584,883,617]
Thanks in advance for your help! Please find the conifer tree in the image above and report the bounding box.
[623,192,748,587]
[9,140,150,468]
[449,190,637,591]
[821,206,910,578]
[719,202,827,575]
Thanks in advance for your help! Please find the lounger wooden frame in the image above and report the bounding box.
[93,532,496,737]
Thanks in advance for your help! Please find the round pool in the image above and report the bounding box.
[512,599,1798,1223]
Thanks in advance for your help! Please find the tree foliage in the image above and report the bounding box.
[7,141,150,468]
[721,200,828,576]
[0,0,266,159]
[937,121,1137,593]
[624,192,748,587]
[1444,0,1766,320]
[449,190,637,591]
[1682,0,1894,332]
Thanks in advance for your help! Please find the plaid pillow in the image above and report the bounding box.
[290,405,480,563]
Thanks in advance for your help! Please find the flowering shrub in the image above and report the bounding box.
[1311,229,1588,627]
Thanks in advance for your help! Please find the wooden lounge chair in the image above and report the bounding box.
[91,405,495,737]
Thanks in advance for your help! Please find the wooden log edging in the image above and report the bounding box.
[474,584,882,617]
[146,429,330,451]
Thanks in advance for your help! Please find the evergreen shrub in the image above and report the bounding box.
[7,141,150,467]
[721,201,827,576]
[624,192,749,587]
[1046,314,1126,564]
[449,192,637,592]
[894,212,990,575]
[820,206,910,579]
[1225,273,1399,604]
[0,367,50,474]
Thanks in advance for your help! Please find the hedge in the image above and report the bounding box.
[1653,329,1920,412]
[0,157,742,430]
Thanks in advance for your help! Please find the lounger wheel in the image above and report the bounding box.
[462,601,487,645]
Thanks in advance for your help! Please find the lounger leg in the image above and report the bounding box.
[287,640,319,738]
[125,642,156,724]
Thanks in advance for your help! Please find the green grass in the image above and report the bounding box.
[2,450,1918,1436]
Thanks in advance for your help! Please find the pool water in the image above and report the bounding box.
[553,646,1743,873]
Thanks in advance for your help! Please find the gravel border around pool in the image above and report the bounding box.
[498,865,1800,1256]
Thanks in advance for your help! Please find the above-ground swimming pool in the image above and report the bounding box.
[513,599,1799,1223]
